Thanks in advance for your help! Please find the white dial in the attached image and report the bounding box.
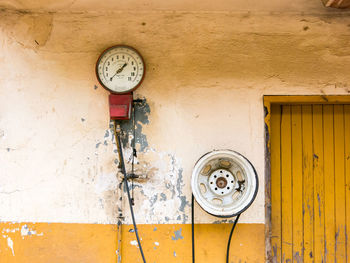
[96,45,145,93]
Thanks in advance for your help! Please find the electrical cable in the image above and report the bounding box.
[226,214,241,263]
[114,120,147,263]
[192,192,241,263]
[191,194,195,263]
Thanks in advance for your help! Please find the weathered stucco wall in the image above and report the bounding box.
[0,0,343,13]
[0,3,350,261]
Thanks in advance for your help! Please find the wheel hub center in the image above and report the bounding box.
[216,177,227,188]
[208,169,235,196]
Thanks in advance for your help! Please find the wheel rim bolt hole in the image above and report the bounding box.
[208,170,235,195]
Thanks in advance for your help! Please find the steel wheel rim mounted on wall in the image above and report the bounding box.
[191,150,258,217]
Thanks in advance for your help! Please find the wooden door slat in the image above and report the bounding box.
[323,105,336,263]
[312,105,325,263]
[281,105,293,263]
[291,105,304,262]
[301,105,314,263]
[334,105,346,262]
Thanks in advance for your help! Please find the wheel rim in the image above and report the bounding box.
[191,150,258,217]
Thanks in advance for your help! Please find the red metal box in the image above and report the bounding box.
[109,93,133,120]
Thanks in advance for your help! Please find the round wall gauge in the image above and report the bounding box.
[96,45,145,94]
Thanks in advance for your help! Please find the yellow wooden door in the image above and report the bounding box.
[270,104,350,263]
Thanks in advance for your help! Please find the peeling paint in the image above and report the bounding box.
[212,219,236,224]
[149,194,158,207]
[21,224,36,237]
[176,169,190,213]
[7,237,14,256]
[181,213,189,224]
[272,245,277,260]
[165,182,176,199]
[294,251,302,263]
[335,228,339,254]
[104,130,110,138]
[130,240,138,246]
[317,193,321,218]
[1,225,43,239]
[171,228,184,241]
[2,228,18,233]
[160,193,167,201]
[122,150,191,224]
[120,98,150,152]
[178,196,189,212]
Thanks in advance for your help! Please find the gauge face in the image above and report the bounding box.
[96,45,145,94]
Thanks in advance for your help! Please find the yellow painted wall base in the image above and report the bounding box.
[122,223,264,263]
[0,222,264,263]
[0,222,118,263]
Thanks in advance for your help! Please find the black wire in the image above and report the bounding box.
[114,121,147,263]
[192,194,241,263]
[226,214,241,263]
[191,194,195,263]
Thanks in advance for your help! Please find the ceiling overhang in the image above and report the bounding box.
[0,0,350,12]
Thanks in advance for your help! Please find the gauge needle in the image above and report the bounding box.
[110,63,127,81]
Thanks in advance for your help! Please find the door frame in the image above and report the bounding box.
[263,95,350,262]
